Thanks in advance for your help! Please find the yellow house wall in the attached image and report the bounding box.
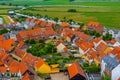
[37,64,51,73]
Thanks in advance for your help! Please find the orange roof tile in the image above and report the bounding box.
[0,39,15,51]
[0,35,4,41]
[17,41,24,49]
[96,42,108,51]
[30,18,36,23]
[75,32,90,41]
[75,40,93,51]
[68,62,85,79]
[40,20,46,27]
[35,20,41,25]
[106,39,117,45]
[62,28,74,38]
[90,38,102,44]
[17,28,42,41]
[61,22,70,27]
[19,61,28,75]
[111,47,120,61]
[43,26,56,38]
[34,58,49,69]
[26,18,31,22]
[22,53,37,65]
[88,21,100,26]
[118,77,120,80]
[15,49,26,59]
[9,66,19,73]
[0,67,6,73]
[22,73,33,80]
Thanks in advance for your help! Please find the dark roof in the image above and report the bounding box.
[101,55,119,71]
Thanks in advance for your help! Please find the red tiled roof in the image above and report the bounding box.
[118,77,120,80]
[22,53,37,65]
[90,38,102,44]
[62,28,74,38]
[35,20,41,25]
[75,40,93,51]
[15,49,26,59]
[68,62,86,79]
[17,28,42,41]
[60,22,70,27]
[17,41,24,49]
[19,61,28,75]
[111,47,120,61]
[96,42,108,51]
[34,58,49,69]
[22,73,33,80]
[40,20,46,27]
[88,21,100,26]
[0,67,6,73]
[0,35,4,41]
[0,39,15,51]
[106,39,117,45]
[75,32,90,41]
[43,26,56,38]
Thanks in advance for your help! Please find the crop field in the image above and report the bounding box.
[0,0,120,6]
[20,6,120,29]
[0,6,15,15]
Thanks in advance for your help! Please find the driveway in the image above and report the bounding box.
[50,72,69,80]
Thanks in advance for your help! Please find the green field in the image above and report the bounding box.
[0,0,120,29]
[0,0,120,6]
[0,5,16,15]
[20,6,120,29]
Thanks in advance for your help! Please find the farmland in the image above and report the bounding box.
[0,0,120,6]
[0,5,16,15]
[20,6,120,29]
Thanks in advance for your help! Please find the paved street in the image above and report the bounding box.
[50,72,69,80]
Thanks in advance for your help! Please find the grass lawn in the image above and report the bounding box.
[20,6,120,29]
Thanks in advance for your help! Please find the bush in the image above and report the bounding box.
[67,9,77,12]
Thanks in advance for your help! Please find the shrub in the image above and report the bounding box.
[67,9,77,12]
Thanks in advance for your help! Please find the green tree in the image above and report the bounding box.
[67,9,77,12]
[0,28,9,35]
[102,32,112,41]
[29,39,36,44]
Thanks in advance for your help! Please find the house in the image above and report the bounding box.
[3,31,18,41]
[17,28,42,41]
[112,64,120,80]
[0,39,15,51]
[75,40,93,55]
[42,26,56,38]
[0,35,5,40]
[60,22,70,28]
[87,21,104,34]
[110,46,120,62]
[61,28,74,42]
[68,62,86,80]
[106,39,120,47]
[19,61,34,76]
[75,32,90,42]
[96,41,112,54]
[56,43,68,53]
[34,58,51,73]
[84,48,97,63]
[22,73,34,80]
[101,55,119,77]
[22,53,37,66]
